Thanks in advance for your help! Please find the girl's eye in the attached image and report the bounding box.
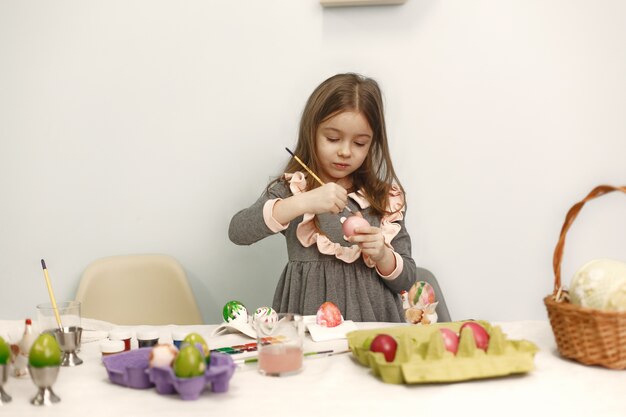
[326,137,339,142]
[355,142,366,147]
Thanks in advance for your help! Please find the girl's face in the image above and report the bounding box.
[315,110,373,187]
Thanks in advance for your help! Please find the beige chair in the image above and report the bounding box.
[75,254,203,325]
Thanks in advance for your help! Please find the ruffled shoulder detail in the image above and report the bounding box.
[379,184,406,245]
[284,171,308,194]
[282,174,406,265]
[359,184,406,268]
[284,171,362,264]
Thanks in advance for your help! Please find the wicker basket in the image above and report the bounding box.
[544,185,626,369]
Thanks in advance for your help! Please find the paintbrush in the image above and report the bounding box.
[40,259,63,331]
[235,349,351,365]
[285,147,355,214]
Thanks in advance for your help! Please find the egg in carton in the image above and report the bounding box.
[348,321,538,384]
[104,345,236,400]
[149,344,179,368]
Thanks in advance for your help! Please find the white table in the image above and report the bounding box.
[1,319,624,417]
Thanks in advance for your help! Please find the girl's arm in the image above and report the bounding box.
[228,181,291,245]
[378,217,418,293]
[229,180,349,245]
[348,216,417,293]
[273,182,348,224]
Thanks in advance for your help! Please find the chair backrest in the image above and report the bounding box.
[416,267,452,322]
[75,254,203,325]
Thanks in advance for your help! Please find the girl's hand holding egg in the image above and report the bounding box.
[341,214,370,238]
[342,214,387,262]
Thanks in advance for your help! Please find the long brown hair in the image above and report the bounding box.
[282,73,405,217]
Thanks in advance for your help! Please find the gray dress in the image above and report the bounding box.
[228,177,418,322]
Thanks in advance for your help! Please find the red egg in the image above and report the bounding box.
[439,328,459,354]
[370,334,398,362]
[459,322,490,350]
[316,301,344,328]
[342,215,370,238]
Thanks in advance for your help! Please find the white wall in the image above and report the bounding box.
[1,0,625,324]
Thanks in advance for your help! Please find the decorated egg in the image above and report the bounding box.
[316,301,344,327]
[439,328,459,354]
[341,215,370,238]
[183,332,210,360]
[222,300,248,324]
[173,345,206,378]
[28,333,62,368]
[253,307,278,325]
[407,281,436,308]
[459,321,490,351]
[0,336,10,365]
[149,343,179,368]
[569,259,626,311]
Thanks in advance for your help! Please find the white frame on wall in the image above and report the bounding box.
[320,0,407,7]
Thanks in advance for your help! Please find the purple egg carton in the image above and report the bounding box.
[148,353,236,400]
[103,348,236,400]
[103,347,153,389]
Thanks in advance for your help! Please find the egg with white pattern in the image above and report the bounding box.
[253,307,278,325]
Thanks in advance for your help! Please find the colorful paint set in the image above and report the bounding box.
[211,336,286,357]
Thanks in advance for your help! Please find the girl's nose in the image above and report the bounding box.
[338,142,351,157]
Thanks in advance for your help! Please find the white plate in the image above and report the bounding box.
[306,320,358,342]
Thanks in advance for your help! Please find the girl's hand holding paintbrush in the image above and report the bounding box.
[277,147,360,222]
[272,182,349,225]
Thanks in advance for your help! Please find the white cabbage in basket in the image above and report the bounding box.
[569,259,626,311]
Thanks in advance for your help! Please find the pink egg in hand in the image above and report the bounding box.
[341,215,370,238]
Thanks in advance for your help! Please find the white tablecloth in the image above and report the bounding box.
[0,319,624,417]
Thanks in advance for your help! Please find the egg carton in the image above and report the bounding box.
[347,321,538,384]
[103,348,236,400]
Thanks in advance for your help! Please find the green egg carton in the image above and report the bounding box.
[347,321,538,384]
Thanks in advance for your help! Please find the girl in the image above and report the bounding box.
[229,73,420,322]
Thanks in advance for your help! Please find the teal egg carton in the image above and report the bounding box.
[347,321,538,384]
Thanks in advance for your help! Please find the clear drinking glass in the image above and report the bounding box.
[255,313,304,376]
[36,301,81,333]
[36,301,84,365]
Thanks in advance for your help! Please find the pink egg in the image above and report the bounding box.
[439,328,459,354]
[459,322,490,350]
[316,301,344,328]
[341,215,370,238]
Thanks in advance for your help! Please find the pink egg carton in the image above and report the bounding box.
[103,348,236,400]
